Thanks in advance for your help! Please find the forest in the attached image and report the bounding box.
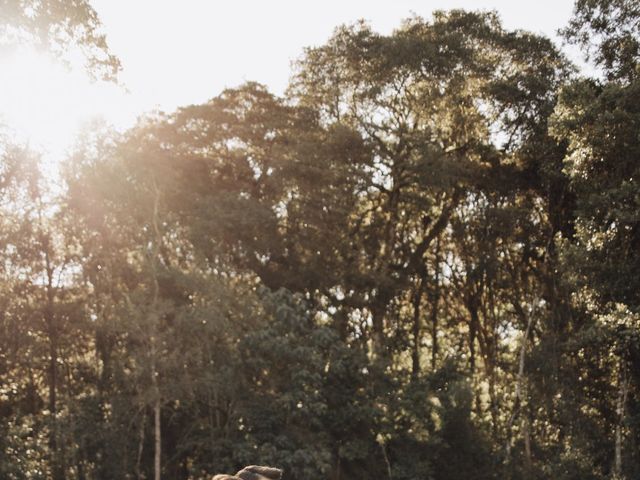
[0,0,639,479]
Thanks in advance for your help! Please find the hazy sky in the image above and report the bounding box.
[93,0,579,111]
[1,0,582,159]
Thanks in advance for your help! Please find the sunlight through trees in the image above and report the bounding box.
[0,1,639,479]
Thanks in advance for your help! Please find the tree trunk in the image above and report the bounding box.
[505,303,536,469]
[44,238,64,480]
[411,280,423,378]
[151,176,163,480]
[614,362,629,478]
[468,302,478,373]
[523,411,532,476]
[379,439,392,480]
[136,411,146,480]
[430,238,441,370]
[154,394,162,480]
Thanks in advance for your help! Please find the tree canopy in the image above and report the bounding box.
[0,2,639,480]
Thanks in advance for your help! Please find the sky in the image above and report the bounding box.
[0,0,582,163]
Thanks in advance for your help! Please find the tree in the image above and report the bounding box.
[549,1,640,477]
[2,3,639,479]
[562,0,640,81]
[0,0,119,80]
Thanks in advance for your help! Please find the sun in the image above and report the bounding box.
[0,47,128,175]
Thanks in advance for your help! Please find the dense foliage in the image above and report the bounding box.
[1,1,639,479]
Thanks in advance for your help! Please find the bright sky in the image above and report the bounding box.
[0,0,581,165]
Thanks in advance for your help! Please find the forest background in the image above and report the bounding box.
[0,1,639,479]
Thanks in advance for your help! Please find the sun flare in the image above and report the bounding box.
[0,47,128,172]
